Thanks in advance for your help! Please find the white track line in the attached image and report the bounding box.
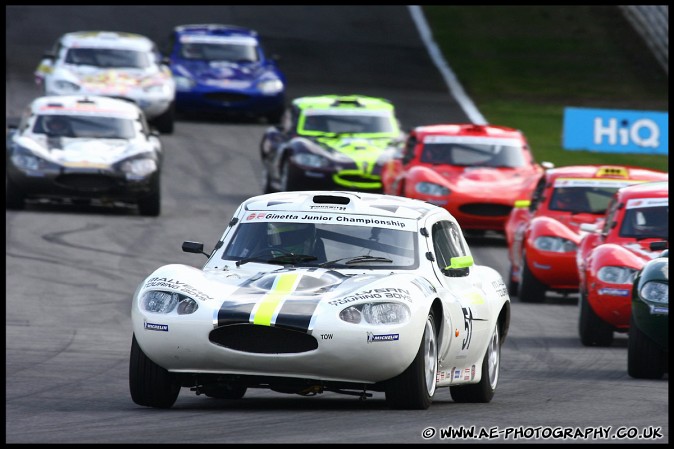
[408,5,488,125]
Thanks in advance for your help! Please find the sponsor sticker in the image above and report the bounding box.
[366,332,399,343]
[144,322,168,332]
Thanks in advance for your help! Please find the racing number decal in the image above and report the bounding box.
[461,307,473,350]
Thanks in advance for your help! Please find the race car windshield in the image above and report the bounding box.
[420,143,526,168]
[619,205,668,240]
[34,114,136,139]
[222,221,418,269]
[180,43,258,62]
[302,113,396,134]
[548,186,618,214]
[65,48,151,69]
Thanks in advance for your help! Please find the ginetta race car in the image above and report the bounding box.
[6,95,163,216]
[505,165,668,302]
[577,181,668,347]
[129,191,511,409]
[381,123,549,234]
[259,95,405,194]
[628,240,668,379]
[34,31,176,134]
[166,24,286,122]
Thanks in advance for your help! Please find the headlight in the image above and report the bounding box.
[10,153,59,171]
[174,75,195,91]
[141,290,199,315]
[640,281,668,304]
[597,266,638,284]
[415,182,450,196]
[54,80,80,92]
[143,83,167,94]
[292,152,330,168]
[120,158,157,177]
[257,78,284,95]
[533,236,577,252]
[339,302,410,325]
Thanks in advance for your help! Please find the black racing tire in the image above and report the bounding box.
[261,165,275,194]
[129,334,181,408]
[507,264,519,297]
[450,324,500,403]
[280,156,300,191]
[6,176,26,210]
[138,176,161,217]
[153,101,175,134]
[385,310,438,410]
[627,313,665,379]
[518,255,546,303]
[578,291,613,347]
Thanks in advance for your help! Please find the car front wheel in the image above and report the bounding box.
[578,291,613,346]
[152,101,175,134]
[6,177,26,210]
[129,334,181,408]
[627,313,665,379]
[385,310,437,410]
[518,255,546,303]
[450,324,499,403]
[280,157,300,191]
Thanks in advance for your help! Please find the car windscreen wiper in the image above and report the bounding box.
[319,255,393,268]
[236,252,317,267]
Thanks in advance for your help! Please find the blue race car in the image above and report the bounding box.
[166,24,286,123]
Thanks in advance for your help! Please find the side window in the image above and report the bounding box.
[432,221,467,270]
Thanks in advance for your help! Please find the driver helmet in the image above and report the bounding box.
[44,115,70,135]
[268,222,316,254]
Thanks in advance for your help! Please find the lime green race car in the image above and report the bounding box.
[260,95,405,193]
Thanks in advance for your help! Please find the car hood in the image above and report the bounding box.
[437,166,534,188]
[173,60,270,87]
[16,134,146,166]
[315,136,396,163]
[621,241,669,261]
[58,65,170,90]
[139,264,430,333]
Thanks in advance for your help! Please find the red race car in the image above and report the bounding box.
[381,123,549,235]
[505,165,668,303]
[576,181,668,346]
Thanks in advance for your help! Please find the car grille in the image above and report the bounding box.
[204,92,251,103]
[209,324,318,354]
[458,203,513,217]
[55,174,117,191]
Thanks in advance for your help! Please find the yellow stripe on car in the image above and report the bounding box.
[252,273,301,326]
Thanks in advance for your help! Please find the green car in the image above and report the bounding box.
[260,95,405,193]
[627,241,669,379]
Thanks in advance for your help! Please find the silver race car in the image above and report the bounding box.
[129,191,510,409]
[6,95,163,216]
[34,31,176,134]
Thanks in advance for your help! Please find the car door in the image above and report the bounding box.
[426,217,492,364]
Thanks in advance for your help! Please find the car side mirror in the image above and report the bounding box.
[42,51,56,60]
[441,255,473,277]
[649,241,668,251]
[182,241,208,257]
[580,223,598,233]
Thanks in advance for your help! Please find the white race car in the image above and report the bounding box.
[34,31,176,134]
[6,95,163,216]
[129,191,511,409]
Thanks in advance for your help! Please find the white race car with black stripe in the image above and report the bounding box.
[129,190,511,409]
